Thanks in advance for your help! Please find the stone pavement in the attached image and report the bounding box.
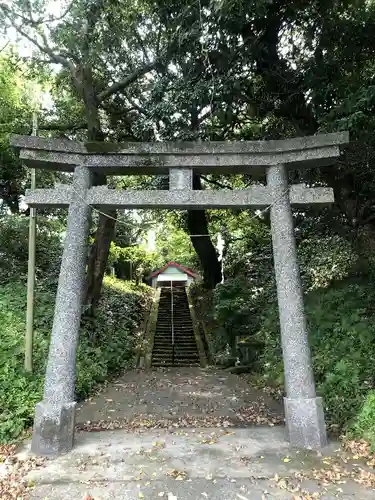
[75,367,282,427]
[17,368,375,499]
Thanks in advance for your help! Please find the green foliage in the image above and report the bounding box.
[214,233,357,347]
[352,392,375,448]
[0,215,63,284]
[214,277,258,339]
[298,236,358,291]
[109,241,158,282]
[255,279,375,434]
[0,277,152,442]
[211,227,375,441]
[0,53,33,212]
[154,224,198,270]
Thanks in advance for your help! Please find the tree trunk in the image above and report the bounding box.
[187,174,222,289]
[80,68,117,311]
[85,210,117,309]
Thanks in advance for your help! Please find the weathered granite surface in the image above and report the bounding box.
[267,164,327,449]
[11,132,348,175]
[25,185,334,209]
[11,131,349,153]
[31,166,92,456]
[169,167,193,190]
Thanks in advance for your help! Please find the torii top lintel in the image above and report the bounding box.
[11,132,349,176]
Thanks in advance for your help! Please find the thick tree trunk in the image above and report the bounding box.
[85,210,117,309]
[187,174,222,289]
[80,70,117,311]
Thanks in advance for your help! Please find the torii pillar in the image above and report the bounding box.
[11,132,348,455]
[267,164,324,447]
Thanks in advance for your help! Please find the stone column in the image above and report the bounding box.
[169,167,193,190]
[31,166,92,456]
[267,164,327,449]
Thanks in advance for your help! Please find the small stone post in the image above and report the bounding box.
[267,164,327,449]
[169,167,193,190]
[31,166,92,456]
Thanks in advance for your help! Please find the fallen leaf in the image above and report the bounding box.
[166,469,187,480]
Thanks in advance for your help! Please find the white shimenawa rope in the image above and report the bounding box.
[216,232,225,284]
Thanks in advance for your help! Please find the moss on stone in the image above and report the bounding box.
[84,141,129,154]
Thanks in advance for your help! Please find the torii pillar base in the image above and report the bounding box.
[32,402,76,457]
[284,397,327,449]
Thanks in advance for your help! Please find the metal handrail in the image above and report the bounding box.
[170,281,175,365]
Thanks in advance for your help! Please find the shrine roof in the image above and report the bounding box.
[149,262,197,278]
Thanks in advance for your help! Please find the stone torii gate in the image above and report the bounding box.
[12,132,348,457]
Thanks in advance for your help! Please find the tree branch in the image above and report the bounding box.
[38,121,87,131]
[97,62,157,102]
[0,3,78,75]
[1,9,75,73]
[124,93,147,115]
[134,29,151,64]
[201,175,233,190]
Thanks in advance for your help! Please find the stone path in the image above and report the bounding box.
[75,367,283,429]
[11,367,375,499]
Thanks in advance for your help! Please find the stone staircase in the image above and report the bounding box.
[152,287,200,367]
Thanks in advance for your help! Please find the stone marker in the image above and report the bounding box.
[11,132,348,455]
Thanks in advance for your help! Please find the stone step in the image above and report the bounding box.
[154,343,197,347]
[151,357,199,364]
[153,346,197,351]
[155,337,196,340]
[155,324,194,328]
[152,351,198,356]
[153,345,197,350]
[157,318,192,321]
[154,331,195,336]
[152,358,199,364]
[154,335,196,339]
[154,340,197,344]
[154,336,196,341]
[154,348,197,352]
[156,315,192,320]
[154,332,195,336]
[154,335,196,338]
[154,344,197,347]
[155,331,195,335]
[153,349,199,355]
[152,363,200,367]
[156,324,194,329]
[155,332,195,336]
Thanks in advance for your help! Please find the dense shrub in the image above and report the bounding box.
[0,215,63,284]
[211,230,375,444]
[352,392,375,447]
[0,276,152,442]
[254,278,375,440]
